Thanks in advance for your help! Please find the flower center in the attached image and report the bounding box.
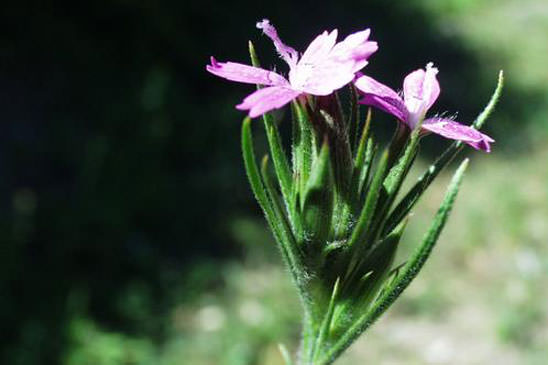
[289,62,315,91]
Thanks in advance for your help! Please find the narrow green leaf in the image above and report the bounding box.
[319,109,353,194]
[371,128,420,239]
[354,219,405,306]
[368,123,414,238]
[346,150,389,251]
[264,114,294,212]
[241,118,277,225]
[317,105,354,240]
[350,108,373,201]
[301,140,334,245]
[339,150,389,290]
[383,141,457,235]
[373,260,405,303]
[260,156,309,294]
[385,123,411,172]
[300,312,315,364]
[348,84,361,150]
[383,128,420,197]
[291,101,315,204]
[311,278,340,362]
[242,119,310,311]
[248,41,261,70]
[358,138,376,198]
[333,91,347,134]
[353,108,372,165]
[473,70,503,129]
[319,159,469,365]
[261,155,296,247]
[249,41,294,215]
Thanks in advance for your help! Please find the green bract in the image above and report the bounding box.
[243,42,503,365]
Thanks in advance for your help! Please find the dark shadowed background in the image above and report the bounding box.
[1,1,547,364]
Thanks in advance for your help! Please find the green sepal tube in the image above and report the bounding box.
[301,138,335,249]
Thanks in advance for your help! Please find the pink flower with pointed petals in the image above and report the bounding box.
[206,19,378,118]
[354,63,494,152]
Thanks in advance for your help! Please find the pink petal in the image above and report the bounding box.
[289,28,377,96]
[329,29,378,73]
[288,30,340,94]
[298,30,338,66]
[256,19,299,68]
[290,60,356,95]
[354,75,408,122]
[236,86,301,118]
[467,138,495,153]
[349,43,378,73]
[403,63,440,122]
[422,117,495,152]
[206,57,288,86]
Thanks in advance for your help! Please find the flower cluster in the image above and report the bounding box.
[207,19,493,151]
[206,20,502,365]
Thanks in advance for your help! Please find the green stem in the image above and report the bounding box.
[298,312,316,365]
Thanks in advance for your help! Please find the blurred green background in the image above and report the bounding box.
[1,1,547,364]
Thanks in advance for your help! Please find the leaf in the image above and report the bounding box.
[383,140,457,235]
[261,155,296,248]
[318,159,469,365]
[358,138,376,198]
[242,119,310,310]
[301,140,334,245]
[263,114,294,213]
[382,126,420,197]
[346,150,389,253]
[249,41,294,217]
[365,123,415,242]
[348,84,361,150]
[311,278,340,362]
[353,108,372,165]
[370,127,420,240]
[260,156,308,282]
[248,41,262,72]
[473,70,504,129]
[241,118,277,230]
[355,218,407,303]
[318,108,353,196]
[291,101,315,203]
[350,108,372,199]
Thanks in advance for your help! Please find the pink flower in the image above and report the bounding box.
[207,19,378,118]
[354,63,494,152]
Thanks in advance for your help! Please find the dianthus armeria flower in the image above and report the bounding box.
[354,63,494,152]
[206,19,378,118]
